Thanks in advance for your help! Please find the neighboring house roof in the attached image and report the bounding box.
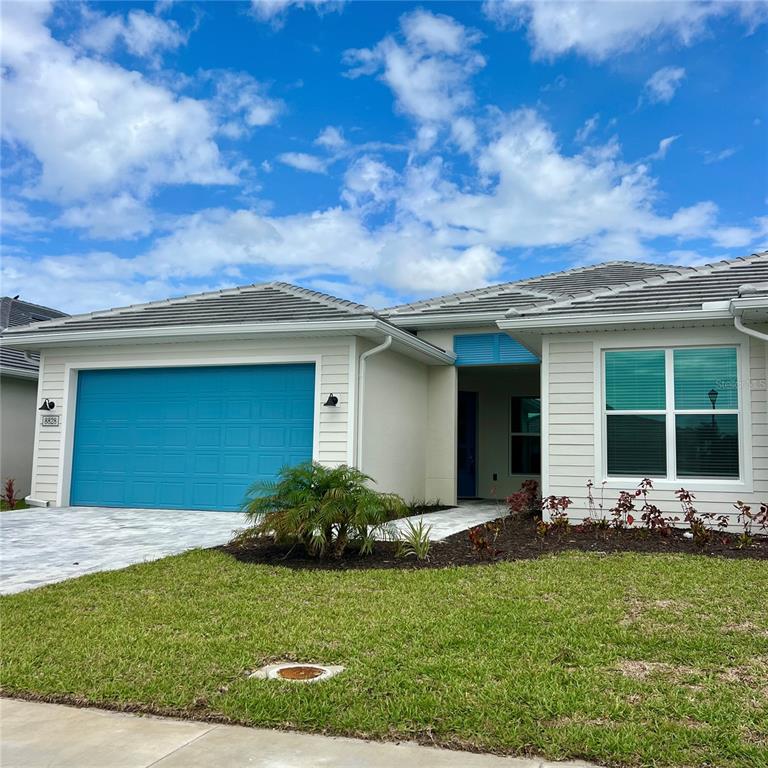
[503,252,768,322]
[383,260,686,320]
[1,283,454,365]
[0,297,67,378]
[2,282,377,335]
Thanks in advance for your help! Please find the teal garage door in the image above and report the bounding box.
[70,364,315,511]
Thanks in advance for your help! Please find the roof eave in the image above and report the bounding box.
[497,307,735,332]
[385,311,507,329]
[0,366,39,380]
[1,318,455,365]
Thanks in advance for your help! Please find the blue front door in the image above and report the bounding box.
[70,364,315,511]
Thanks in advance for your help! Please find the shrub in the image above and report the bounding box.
[675,488,728,546]
[506,479,540,518]
[240,462,407,558]
[468,520,502,558]
[3,479,17,510]
[733,500,768,548]
[395,519,432,561]
[538,495,573,537]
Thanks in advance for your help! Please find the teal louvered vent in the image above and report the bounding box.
[453,333,539,366]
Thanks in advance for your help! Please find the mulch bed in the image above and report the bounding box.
[220,516,768,571]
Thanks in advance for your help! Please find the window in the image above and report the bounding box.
[604,347,740,480]
[511,397,540,474]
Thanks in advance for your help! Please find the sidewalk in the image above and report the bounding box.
[0,698,599,768]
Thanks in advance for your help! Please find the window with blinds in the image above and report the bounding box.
[603,347,740,480]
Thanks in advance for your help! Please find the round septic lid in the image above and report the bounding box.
[276,665,324,680]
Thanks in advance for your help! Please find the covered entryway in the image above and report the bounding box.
[70,364,315,511]
[454,332,540,500]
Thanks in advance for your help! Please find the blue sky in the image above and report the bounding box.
[1,0,766,313]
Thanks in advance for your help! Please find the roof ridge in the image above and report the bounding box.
[509,251,768,317]
[383,259,683,315]
[270,281,377,316]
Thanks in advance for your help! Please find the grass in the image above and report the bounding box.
[0,499,28,511]
[1,550,766,767]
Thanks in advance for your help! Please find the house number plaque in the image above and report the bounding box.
[40,414,60,427]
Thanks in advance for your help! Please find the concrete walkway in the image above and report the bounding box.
[391,500,506,540]
[0,698,598,768]
[0,506,248,595]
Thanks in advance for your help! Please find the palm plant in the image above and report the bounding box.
[241,462,407,558]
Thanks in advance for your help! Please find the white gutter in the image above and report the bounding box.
[733,315,768,342]
[355,335,392,471]
[386,311,506,328]
[1,318,454,365]
[498,307,734,331]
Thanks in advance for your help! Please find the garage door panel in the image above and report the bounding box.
[70,364,315,511]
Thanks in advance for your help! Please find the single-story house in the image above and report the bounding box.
[2,253,767,524]
[0,297,68,498]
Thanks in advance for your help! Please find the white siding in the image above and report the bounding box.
[30,337,355,506]
[544,326,768,525]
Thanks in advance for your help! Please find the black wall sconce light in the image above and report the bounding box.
[323,393,339,407]
[39,398,55,411]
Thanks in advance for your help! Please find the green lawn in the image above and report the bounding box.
[0,499,29,511]
[1,550,766,767]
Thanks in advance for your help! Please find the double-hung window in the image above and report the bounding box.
[604,346,740,480]
[510,396,541,474]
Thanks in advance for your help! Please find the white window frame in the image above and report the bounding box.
[509,395,541,476]
[597,339,752,492]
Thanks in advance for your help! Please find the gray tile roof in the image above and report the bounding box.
[0,297,67,374]
[383,261,685,318]
[509,253,768,319]
[2,282,378,336]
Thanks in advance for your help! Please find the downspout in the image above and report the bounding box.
[733,314,768,343]
[355,335,392,470]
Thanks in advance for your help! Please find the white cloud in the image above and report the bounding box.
[645,66,686,103]
[484,1,767,60]
[702,146,739,164]
[277,152,329,173]
[342,156,398,208]
[344,10,485,138]
[0,200,47,234]
[250,0,345,24]
[1,2,234,204]
[575,113,600,143]
[315,126,347,150]
[57,194,155,240]
[79,8,187,62]
[205,71,283,138]
[648,135,681,161]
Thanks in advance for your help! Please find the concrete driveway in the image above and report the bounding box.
[0,506,248,595]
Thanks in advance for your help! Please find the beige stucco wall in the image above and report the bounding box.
[0,374,39,498]
[458,365,540,499]
[360,345,429,502]
[544,324,768,525]
[29,337,355,506]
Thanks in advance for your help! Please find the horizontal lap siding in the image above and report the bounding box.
[31,338,353,504]
[544,331,768,526]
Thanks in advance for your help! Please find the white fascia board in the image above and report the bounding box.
[2,318,455,365]
[729,296,768,316]
[497,308,734,332]
[385,311,505,329]
[0,367,39,380]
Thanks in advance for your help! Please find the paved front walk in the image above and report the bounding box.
[390,500,506,540]
[0,506,248,595]
[0,699,598,768]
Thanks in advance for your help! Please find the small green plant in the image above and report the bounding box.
[239,462,407,558]
[395,518,432,560]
